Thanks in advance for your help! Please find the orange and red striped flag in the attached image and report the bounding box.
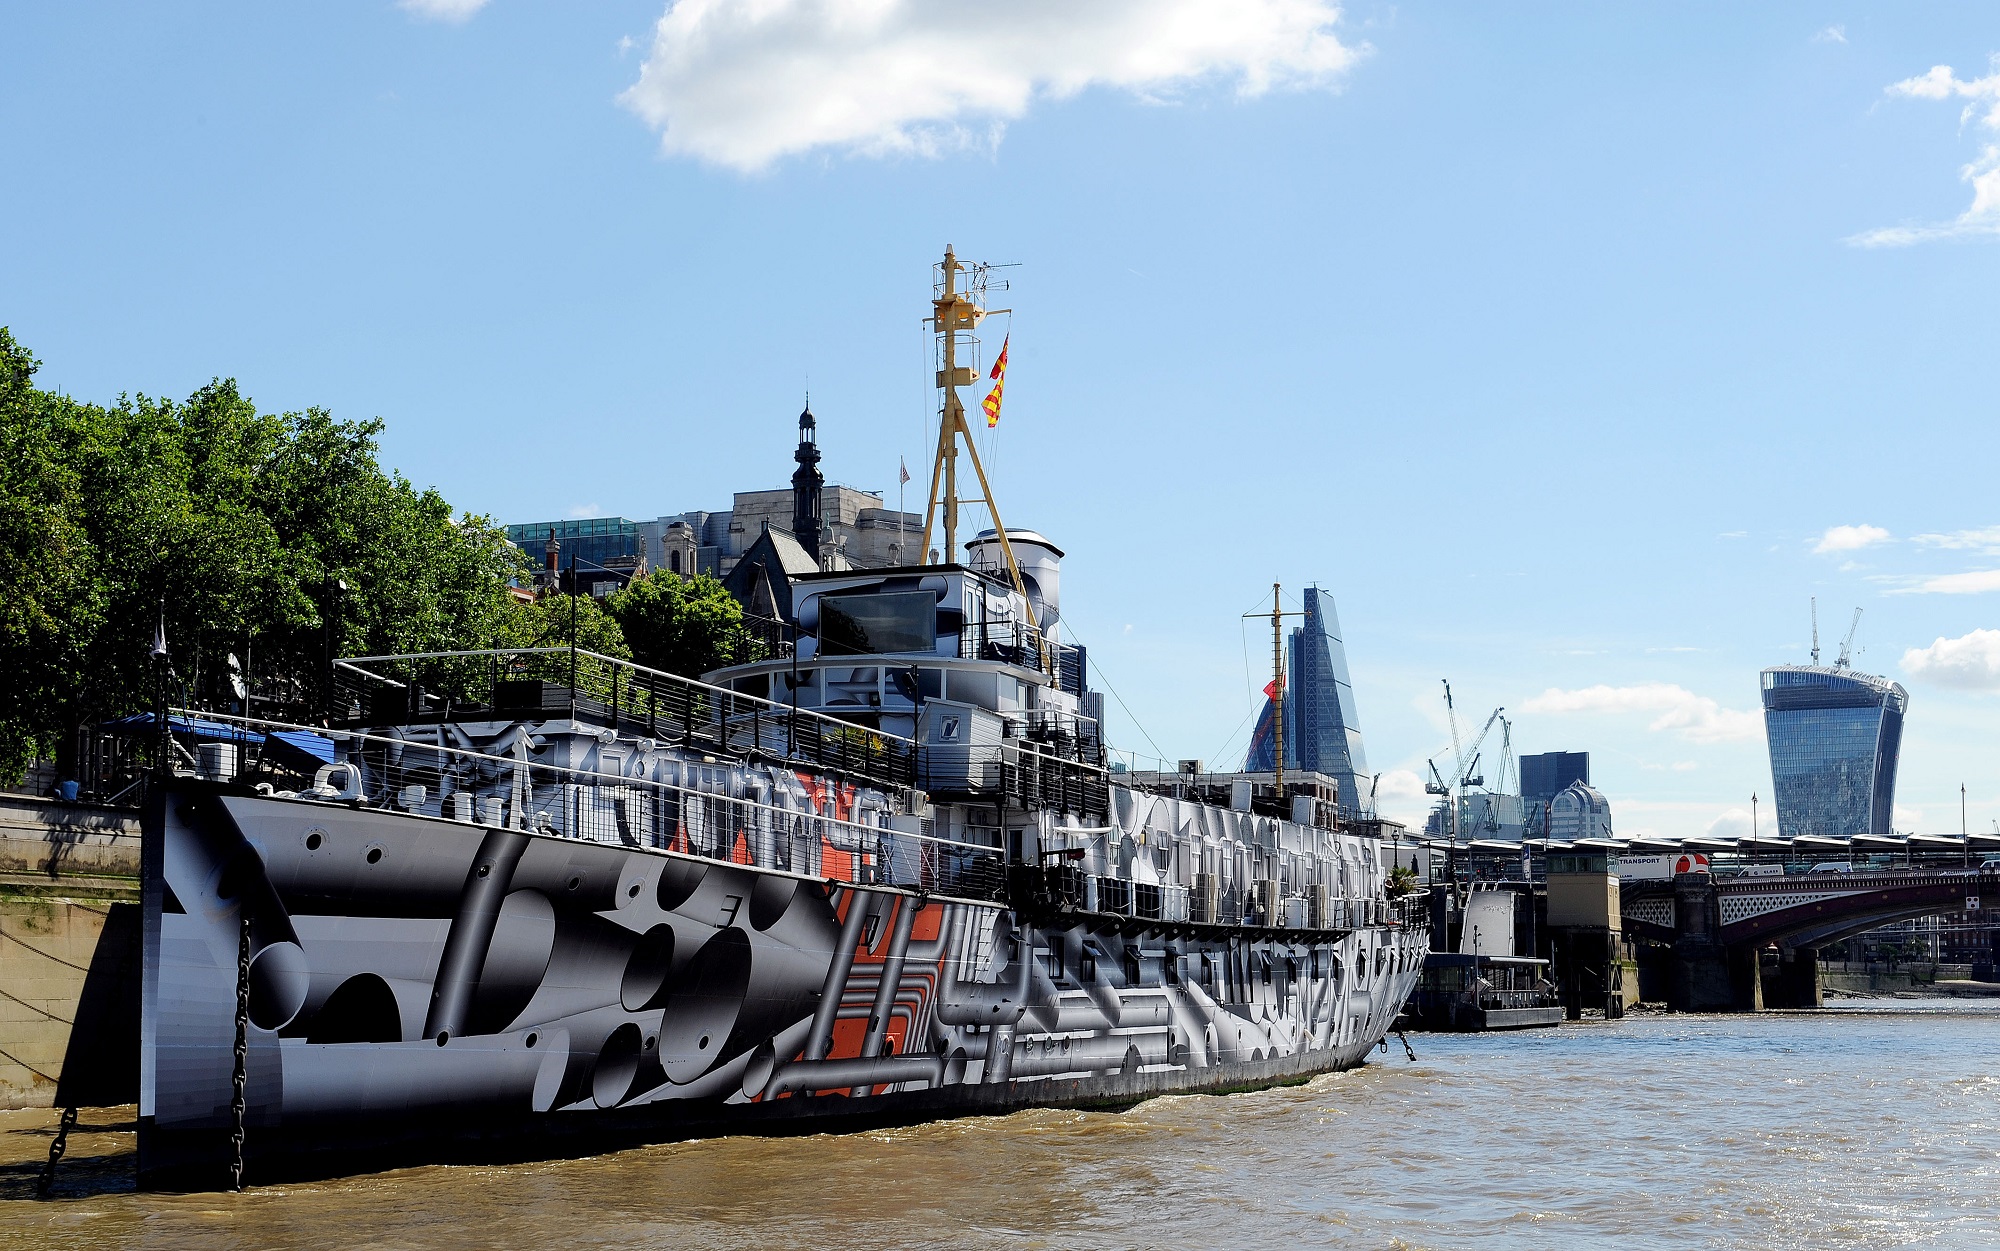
[982,335,1009,427]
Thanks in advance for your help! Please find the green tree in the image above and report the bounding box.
[0,331,99,780]
[0,328,551,785]
[607,571,748,678]
[498,588,630,658]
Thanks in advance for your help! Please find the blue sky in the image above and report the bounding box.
[6,2,1999,838]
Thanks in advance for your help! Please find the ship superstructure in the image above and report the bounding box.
[136,249,1429,1187]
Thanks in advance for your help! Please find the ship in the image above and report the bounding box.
[137,248,1430,1188]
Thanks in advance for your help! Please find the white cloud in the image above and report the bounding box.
[1707,807,1754,839]
[1849,59,2000,247]
[1894,803,1924,830]
[1522,682,1762,744]
[1902,627,2000,689]
[399,0,490,22]
[1914,525,2000,554]
[1813,25,1847,45]
[1373,768,1427,802]
[567,503,602,519]
[619,0,1364,171]
[1813,523,1891,554]
[1887,570,2000,595]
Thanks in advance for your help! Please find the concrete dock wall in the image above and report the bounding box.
[0,795,142,1110]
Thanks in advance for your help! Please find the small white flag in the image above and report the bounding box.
[150,608,168,660]
[899,458,911,485]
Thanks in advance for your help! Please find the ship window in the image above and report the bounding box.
[1123,947,1142,986]
[783,668,820,703]
[734,673,769,700]
[1048,945,1065,981]
[819,591,935,656]
[948,670,998,708]
[917,668,943,698]
[824,667,880,706]
[1080,949,1097,982]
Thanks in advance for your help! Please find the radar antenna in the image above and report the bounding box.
[1810,596,1819,665]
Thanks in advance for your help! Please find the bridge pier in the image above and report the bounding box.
[1665,876,1764,1012]
[1761,945,1822,1009]
[1668,941,1762,1012]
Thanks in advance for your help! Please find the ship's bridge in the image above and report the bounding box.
[706,546,1107,822]
[707,559,1093,744]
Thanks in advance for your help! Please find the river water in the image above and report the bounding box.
[6,1000,1998,1249]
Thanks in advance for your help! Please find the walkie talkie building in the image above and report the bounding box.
[1759,665,1908,837]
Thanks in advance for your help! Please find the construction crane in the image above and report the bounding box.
[1835,607,1863,669]
[1424,686,1504,836]
[1456,707,1504,794]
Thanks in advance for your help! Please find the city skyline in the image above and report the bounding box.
[5,4,1999,839]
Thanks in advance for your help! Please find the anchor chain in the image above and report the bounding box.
[230,910,250,1191]
[35,1105,78,1198]
[1395,1029,1417,1062]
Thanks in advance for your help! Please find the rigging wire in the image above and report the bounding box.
[1070,639,1171,766]
[1205,702,1259,773]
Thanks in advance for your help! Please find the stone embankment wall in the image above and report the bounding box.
[0,795,141,1110]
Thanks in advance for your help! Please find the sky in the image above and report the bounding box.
[5,2,2000,839]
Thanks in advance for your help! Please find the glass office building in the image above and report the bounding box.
[1246,586,1370,814]
[504,517,641,570]
[1760,665,1908,838]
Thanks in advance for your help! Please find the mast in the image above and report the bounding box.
[1271,582,1286,801]
[918,246,1028,604]
[1247,585,1301,807]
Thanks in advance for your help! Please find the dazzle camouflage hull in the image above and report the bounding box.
[139,784,1424,1186]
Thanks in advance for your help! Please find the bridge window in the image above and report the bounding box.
[819,591,935,656]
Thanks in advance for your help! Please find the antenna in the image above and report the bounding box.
[1836,607,1863,669]
[1810,597,1819,666]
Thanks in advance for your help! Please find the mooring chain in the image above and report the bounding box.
[1396,1029,1417,1062]
[35,1105,78,1198]
[230,910,250,1192]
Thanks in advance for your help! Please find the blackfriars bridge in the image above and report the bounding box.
[1621,867,1998,1010]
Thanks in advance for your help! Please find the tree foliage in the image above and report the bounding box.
[0,327,553,782]
[500,587,629,658]
[608,570,748,678]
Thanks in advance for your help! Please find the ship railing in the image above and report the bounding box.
[917,740,1111,820]
[169,707,1009,906]
[1052,872,1401,931]
[331,647,916,792]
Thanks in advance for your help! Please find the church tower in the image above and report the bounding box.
[791,406,824,565]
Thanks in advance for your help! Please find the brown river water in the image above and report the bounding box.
[5,1000,1997,1249]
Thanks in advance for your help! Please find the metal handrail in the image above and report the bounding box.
[332,646,918,790]
[338,647,914,749]
[170,707,1008,905]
